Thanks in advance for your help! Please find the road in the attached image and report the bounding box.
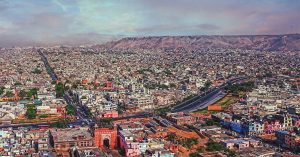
[64,91,95,126]
[171,76,247,113]
[0,122,49,129]
[38,49,58,81]
[38,49,94,126]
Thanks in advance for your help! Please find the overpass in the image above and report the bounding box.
[171,76,247,113]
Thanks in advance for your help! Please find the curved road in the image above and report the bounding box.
[171,76,247,113]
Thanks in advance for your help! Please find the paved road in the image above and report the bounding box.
[171,76,247,113]
[0,122,49,129]
[38,49,58,81]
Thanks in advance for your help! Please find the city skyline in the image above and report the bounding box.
[0,0,299,47]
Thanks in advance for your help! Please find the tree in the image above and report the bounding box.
[205,119,220,126]
[66,105,76,115]
[164,69,172,76]
[226,149,236,157]
[225,81,254,93]
[26,88,38,99]
[167,133,176,142]
[71,83,78,89]
[4,91,14,97]
[201,81,212,91]
[14,82,22,86]
[189,152,199,157]
[18,90,27,99]
[196,147,205,153]
[169,83,176,88]
[55,82,65,98]
[206,140,224,152]
[0,86,5,95]
[180,138,198,149]
[26,104,37,119]
[32,68,42,74]
[38,114,48,118]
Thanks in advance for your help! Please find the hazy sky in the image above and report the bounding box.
[0,0,299,47]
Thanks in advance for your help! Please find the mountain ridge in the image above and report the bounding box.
[95,34,300,51]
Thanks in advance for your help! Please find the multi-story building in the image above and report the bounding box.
[165,112,196,125]
[51,127,94,157]
[131,95,154,110]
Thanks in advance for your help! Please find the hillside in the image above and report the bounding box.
[96,34,300,51]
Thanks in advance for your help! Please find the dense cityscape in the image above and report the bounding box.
[1,0,300,157]
[0,46,300,157]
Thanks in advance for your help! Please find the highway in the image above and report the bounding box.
[171,76,247,113]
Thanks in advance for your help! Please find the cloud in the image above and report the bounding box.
[197,24,220,30]
[0,0,299,47]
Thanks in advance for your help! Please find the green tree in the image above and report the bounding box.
[0,87,5,95]
[206,140,224,152]
[38,114,48,118]
[26,104,37,119]
[167,133,176,142]
[19,90,27,99]
[180,138,198,149]
[14,82,22,86]
[196,147,205,153]
[4,91,14,97]
[32,68,42,74]
[27,88,38,99]
[226,149,236,157]
[189,152,199,157]
[72,83,78,89]
[66,105,76,115]
[205,119,220,126]
[55,82,65,98]
[164,69,172,76]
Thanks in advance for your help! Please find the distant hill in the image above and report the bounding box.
[95,34,300,51]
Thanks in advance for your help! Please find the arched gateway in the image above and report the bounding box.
[94,128,117,149]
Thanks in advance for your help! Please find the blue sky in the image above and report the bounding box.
[0,0,299,47]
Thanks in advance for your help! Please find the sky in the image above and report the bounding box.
[0,0,299,47]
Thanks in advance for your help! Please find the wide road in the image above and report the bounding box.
[38,49,58,81]
[0,122,49,129]
[171,76,247,113]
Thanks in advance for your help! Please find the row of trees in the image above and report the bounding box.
[225,81,255,94]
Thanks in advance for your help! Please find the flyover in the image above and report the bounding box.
[171,76,247,113]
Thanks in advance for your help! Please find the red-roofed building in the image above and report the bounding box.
[81,79,88,85]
